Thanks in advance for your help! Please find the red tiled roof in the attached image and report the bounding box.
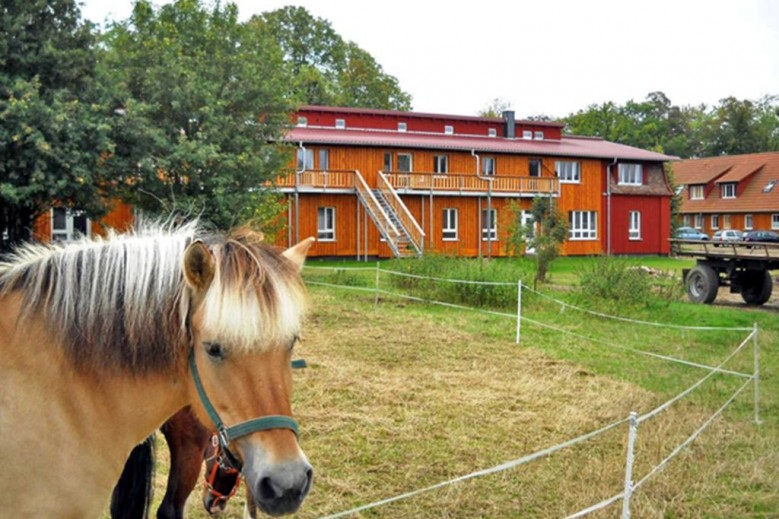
[284,127,674,162]
[676,152,779,213]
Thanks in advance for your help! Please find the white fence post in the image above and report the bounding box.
[621,411,638,519]
[515,280,522,344]
[753,322,761,425]
[374,262,381,306]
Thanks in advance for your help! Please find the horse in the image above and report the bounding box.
[0,222,315,517]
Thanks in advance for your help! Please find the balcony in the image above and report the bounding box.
[274,170,559,197]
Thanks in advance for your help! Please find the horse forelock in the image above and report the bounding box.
[200,237,308,352]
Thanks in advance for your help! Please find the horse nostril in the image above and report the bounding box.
[258,476,278,501]
[305,467,314,489]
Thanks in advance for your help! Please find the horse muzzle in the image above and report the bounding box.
[251,459,313,516]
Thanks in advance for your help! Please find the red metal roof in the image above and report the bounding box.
[284,126,674,162]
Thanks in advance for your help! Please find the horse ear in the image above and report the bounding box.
[283,237,315,271]
[183,240,216,293]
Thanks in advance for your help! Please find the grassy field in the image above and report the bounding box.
[142,257,777,518]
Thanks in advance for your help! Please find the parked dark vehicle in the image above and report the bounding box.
[742,230,779,243]
[674,226,709,240]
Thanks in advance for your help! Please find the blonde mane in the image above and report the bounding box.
[0,222,307,374]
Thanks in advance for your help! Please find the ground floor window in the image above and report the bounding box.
[773,213,779,230]
[745,214,753,229]
[629,211,641,240]
[317,207,335,241]
[51,207,89,242]
[683,214,691,226]
[442,208,458,241]
[694,213,703,229]
[723,214,731,229]
[481,209,497,241]
[569,211,597,240]
[711,214,719,229]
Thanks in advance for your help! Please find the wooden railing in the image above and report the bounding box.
[377,171,425,254]
[274,170,355,190]
[384,172,558,195]
[353,170,403,254]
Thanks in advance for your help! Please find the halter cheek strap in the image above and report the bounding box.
[189,348,300,470]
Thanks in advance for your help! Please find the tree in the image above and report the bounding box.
[251,6,412,110]
[700,96,779,156]
[527,196,567,285]
[478,97,512,118]
[0,0,111,250]
[99,0,294,228]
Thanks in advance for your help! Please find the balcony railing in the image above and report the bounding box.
[384,172,558,195]
[274,170,355,190]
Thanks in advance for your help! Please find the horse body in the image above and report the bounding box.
[0,224,314,518]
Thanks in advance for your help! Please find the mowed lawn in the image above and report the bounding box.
[143,262,778,518]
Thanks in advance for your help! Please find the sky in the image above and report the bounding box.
[80,0,779,119]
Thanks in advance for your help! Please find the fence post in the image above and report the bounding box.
[515,280,522,344]
[374,262,381,307]
[753,322,761,425]
[621,411,638,519]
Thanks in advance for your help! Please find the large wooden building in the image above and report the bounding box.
[276,106,675,258]
[674,152,779,235]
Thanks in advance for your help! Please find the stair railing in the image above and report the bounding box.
[353,170,403,254]
[378,171,425,254]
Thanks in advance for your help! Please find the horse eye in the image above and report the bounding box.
[204,342,225,360]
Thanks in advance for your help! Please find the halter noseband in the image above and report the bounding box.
[189,348,299,471]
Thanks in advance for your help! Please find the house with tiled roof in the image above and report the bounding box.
[274,105,675,258]
[674,152,779,235]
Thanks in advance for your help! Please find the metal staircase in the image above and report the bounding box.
[371,190,418,257]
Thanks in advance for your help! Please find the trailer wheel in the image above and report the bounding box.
[741,270,773,305]
[686,264,719,304]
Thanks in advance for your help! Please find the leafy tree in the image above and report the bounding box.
[251,6,412,110]
[0,0,111,250]
[99,0,294,228]
[527,196,567,285]
[478,97,512,118]
[700,96,779,156]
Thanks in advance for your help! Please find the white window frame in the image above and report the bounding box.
[433,154,448,174]
[683,214,691,226]
[296,116,307,127]
[51,208,90,242]
[690,185,704,200]
[481,209,497,241]
[629,211,641,240]
[555,161,580,184]
[397,153,413,173]
[534,131,544,140]
[694,213,703,229]
[745,214,753,230]
[618,163,643,186]
[721,183,736,199]
[488,128,497,137]
[335,118,345,129]
[442,208,458,241]
[383,152,393,172]
[522,130,532,140]
[444,125,454,135]
[317,207,335,242]
[296,148,313,171]
[398,122,407,132]
[711,214,719,230]
[529,159,541,177]
[482,157,496,176]
[568,211,597,240]
[772,213,779,230]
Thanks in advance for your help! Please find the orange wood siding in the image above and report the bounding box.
[695,212,777,236]
[32,200,134,242]
[560,159,603,256]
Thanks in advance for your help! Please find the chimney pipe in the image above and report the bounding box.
[502,110,515,139]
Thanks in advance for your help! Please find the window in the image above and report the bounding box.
[434,154,448,174]
[442,208,458,241]
[488,128,497,137]
[690,185,704,200]
[711,214,719,229]
[618,163,643,185]
[723,214,731,229]
[296,116,307,127]
[317,207,335,241]
[319,149,329,170]
[694,214,703,229]
[629,211,641,240]
[773,214,779,230]
[534,131,544,140]
[383,152,393,172]
[568,211,597,240]
[763,180,776,193]
[482,157,496,176]
[522,130,533,140]
[335,118,345,129]
[481,209,497,241]
[296,148,313,170]
[444,125,454,135]
[398,122,407,132]
[397,153,413,172]
[555,161,580,183]
[745,214,753,230]
[721,183,736,199]
[529,159,541,177]
[683,214,691,226]
[51,208,89,242]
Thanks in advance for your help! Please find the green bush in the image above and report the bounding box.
[577,257,683,308]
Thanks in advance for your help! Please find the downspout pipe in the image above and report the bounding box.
[295,141,306,246]
[606,157,617,256]
[472,150,493,259]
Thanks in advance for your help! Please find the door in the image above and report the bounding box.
[521,210,536,254]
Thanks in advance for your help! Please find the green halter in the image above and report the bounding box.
[189,348,300,469]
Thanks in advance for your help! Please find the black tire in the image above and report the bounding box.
[686,264,719,304]
[741,270,773,305]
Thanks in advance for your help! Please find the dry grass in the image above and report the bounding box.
[132,286,777,518]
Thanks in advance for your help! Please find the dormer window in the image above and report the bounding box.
[444,125,454,135]
[534,131,544,140]
[721,183,736,199]
[297,116,308,127]
[522,130,532,140]
[690,185,704,200]
[335,118,346,129]
[618,163,643,186]
[398,122,407,132]
[488,128,497,137]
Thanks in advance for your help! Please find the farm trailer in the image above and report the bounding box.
[672,240,779,305]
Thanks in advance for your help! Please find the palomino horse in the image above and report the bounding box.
[0,223,314,517]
